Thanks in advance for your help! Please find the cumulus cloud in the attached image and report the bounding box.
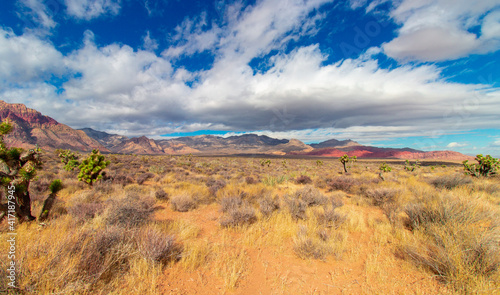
[2,0,500,143]
[65,0,121,20]
[383,0,500,62]
[0,28,65,84]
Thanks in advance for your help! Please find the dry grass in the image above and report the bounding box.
[170,193,197,212]
[400,193,500,293]
[2,154,498,294]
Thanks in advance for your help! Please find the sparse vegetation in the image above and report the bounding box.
[1,153,498,294]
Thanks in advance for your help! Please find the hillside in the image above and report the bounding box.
[0,101,107,152]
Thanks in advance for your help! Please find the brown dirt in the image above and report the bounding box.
[154,204,452,295]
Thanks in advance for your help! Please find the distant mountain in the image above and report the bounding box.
[0,101,473,161]
[296,146,472,161]
[310,139,360,149]
[0,101,107,152]
[154,134,312,155]
[79,128,128,148]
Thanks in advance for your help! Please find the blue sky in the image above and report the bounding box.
[1,0,500,156]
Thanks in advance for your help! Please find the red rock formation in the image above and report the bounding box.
[0,100,107,152]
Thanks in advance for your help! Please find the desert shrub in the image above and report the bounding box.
[284,195,307,220]
[69,202,106,221]
[104,194,155,227]
[315,208,346,229]
[219,195,243,213]
[139,228,182,264]
[330,195,344,210]
[245,176,258,184]
[137,172,155,185]
[293,226,329,260]
[155,188,169,200]
[364,187,399,206]
[430,174,473,190]
[258,195,280,217]
[206,178,226,196]
[219,203,257,227]
[170,194,197,212]
[472,182,500,195]
[314,176,329,189]
[327,176,359,193]
[294,185,327,206]
[295,175,312,185]
[75,226,134,285]
[92,181,116,195]
[317,228,330,241]
[148,165,165,174]
[113,174,135,186]
[401,195,500,292]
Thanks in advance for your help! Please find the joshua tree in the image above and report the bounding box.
[0,121,42,222]
[56,149,80,171]
[78,149,110,186]
[463,154,499,177]
[339,154,357,173]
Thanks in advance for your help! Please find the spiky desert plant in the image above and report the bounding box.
[0,120,42,222]
[463,154,499,177]
[404,159,420,172]
[56,149,80,171]
[339,154,356,173]
[379,162,392,173]
[260,159,271,167]
[78,149,110,186]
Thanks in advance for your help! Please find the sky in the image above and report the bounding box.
[1,0,500,157]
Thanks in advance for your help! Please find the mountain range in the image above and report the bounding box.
[0,100,471,160]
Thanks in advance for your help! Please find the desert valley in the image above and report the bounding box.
[1,101,499,294]
[1,1,500,294]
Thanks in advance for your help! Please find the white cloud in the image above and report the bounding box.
[383,0,500,62]
[482,10,500,39]
[0,28,64,84]
[447,142,467,148]
[142,31,158,51]
[65,0,121,20]
[490,139,500,147]
[16,0,59,33]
